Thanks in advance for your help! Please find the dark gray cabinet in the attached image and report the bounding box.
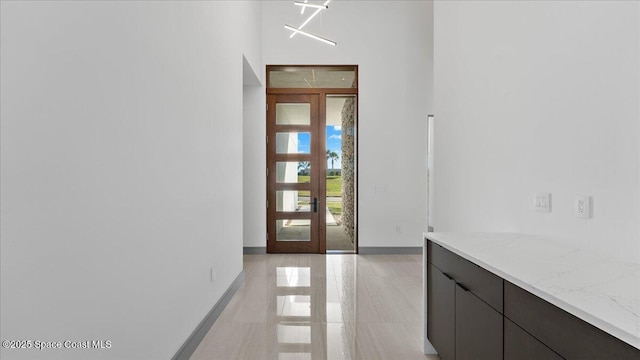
[427,241,503,360]
[426,240,640,360]
[504,318,563,360]
[427,264,455,360]
[455,284,503,360]
[429,241,503,311]
[504,281,640,360]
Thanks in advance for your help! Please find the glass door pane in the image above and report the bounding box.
[276,103,311,125]
[325,95,357,251]
[276,161,311,183]
[275,219,311,242]
[275,132,311,154]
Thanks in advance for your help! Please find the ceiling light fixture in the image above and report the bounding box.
[290,0,332,38]
[300,0,308,14]
[285,25,337,46]
[294,1,328,10]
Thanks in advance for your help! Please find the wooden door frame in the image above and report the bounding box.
[266,65,359,254]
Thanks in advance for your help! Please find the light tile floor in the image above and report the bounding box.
[190,254,441,360]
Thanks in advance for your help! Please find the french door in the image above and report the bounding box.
[267,94,322,253]
[266,65,358,254]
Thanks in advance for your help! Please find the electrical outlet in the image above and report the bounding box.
[375,184,388,193]
[575,195,591,218]
[534,193,551,212]
[210,267,217,282]
[395,226,402,234]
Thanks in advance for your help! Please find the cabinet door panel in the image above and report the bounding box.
[505,318,563,360]
[456,284,503,360]
[427,264,455,360]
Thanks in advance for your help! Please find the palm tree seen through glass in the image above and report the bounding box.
[326,150,339,170]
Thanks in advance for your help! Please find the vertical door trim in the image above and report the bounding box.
[318,92,327,254]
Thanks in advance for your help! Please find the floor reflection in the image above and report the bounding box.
[190,254,431,360]
[275,257,355,359]
[277,267,311,287]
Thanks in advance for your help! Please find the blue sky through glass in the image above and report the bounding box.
[297,133,310,153]
[296,127,342,169]
[327,125,342,169]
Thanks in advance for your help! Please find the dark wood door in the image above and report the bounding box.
[455,284,503,360]
[267,94,321,253]
[427,264,456,360]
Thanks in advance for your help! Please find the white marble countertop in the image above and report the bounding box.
[424,232,640,350]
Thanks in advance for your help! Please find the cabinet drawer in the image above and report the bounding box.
[504,281,640,360]
[428,241,503,313]
[428,240,459,269]
[504,318,563,360]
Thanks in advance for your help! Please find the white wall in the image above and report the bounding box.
[260,0,433,248]
[433,1,640,262]
[0,2,261,359]
[240,2,263,82]
[241,0,265,249]
[243,70,266,248]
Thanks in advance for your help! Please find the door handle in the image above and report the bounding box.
[313,198,318,213]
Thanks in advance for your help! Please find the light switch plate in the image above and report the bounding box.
[575,195,591,218]
[534,192,551,212]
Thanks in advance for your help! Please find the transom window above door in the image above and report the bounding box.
[268,65,357,89]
